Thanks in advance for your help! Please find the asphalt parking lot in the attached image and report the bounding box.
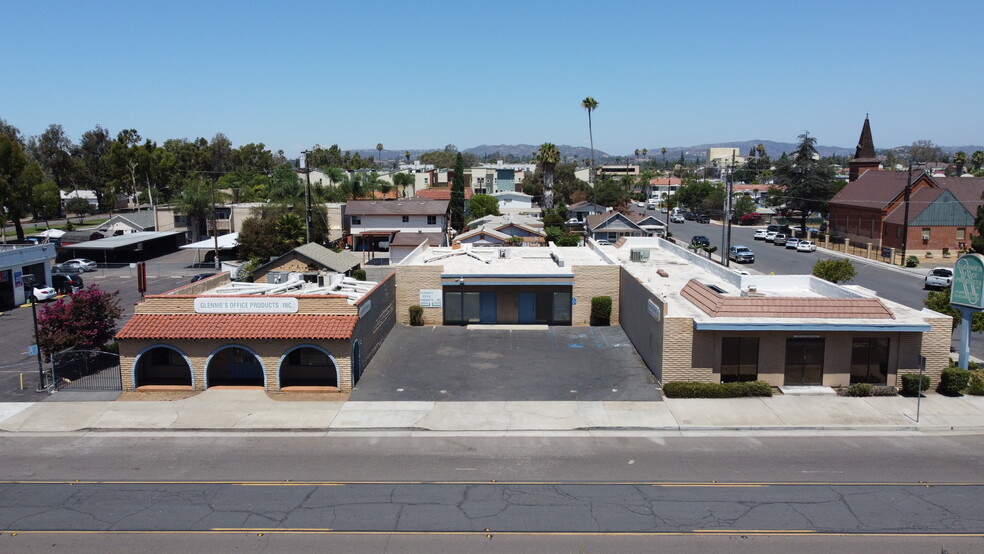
[351,325,661,402]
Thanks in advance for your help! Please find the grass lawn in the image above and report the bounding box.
[3,218,110,239]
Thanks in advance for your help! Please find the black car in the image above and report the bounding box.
[691,235,710,248]
[190,273,217,283]
[51,273,83,294]
[695,214,710,224]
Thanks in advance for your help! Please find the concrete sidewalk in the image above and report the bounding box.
[2,389,984,434]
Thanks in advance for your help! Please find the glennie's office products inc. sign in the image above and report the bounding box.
[194,297,299,314]
[951,254,984,310]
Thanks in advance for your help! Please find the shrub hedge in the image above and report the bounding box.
[408,305,424,326]
[590,296,612,326]
[967,370,984,396]
[901,374,931,396]
[937,367,970,396]
[662,381,773,398]
[847,383,872,397]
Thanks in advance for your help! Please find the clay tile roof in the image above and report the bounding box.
[679,279,894,319]
[116,314,359,340]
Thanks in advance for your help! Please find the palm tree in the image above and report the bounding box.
[972,150,984,171]
[581,97,599,180]
[661,147,667,169]
[376,143,383,165]
[175,180,230,242]
[536,143,561,190]
[405,150,411,163]
[392,172,414,197]
[954,151,968,175]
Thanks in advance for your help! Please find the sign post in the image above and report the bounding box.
[950,254,984,369]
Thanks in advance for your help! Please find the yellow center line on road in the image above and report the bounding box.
[0,479,976,487]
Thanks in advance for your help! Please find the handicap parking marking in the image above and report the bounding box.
[568,343,585,349]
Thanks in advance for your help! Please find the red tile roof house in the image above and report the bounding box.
[115,272,396,393]
[828,170,984,259]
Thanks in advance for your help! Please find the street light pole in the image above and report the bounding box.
[302,150,313,244]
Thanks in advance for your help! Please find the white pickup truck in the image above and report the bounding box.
[924,267,953,290]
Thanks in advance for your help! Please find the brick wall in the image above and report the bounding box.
[395,265,443,325]
[119,338,353,391]
[572,265,620,326]
[253,255,315,282]
[896,315,951,387]
[662,317,713,382]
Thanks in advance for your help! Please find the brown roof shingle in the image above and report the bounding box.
[116,314,358,340]
[680,280,894,319]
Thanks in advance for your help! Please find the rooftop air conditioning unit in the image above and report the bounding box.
[630,249,650,262]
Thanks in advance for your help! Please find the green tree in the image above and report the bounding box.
[812,258,856,283]
[469,194,500,218]
[674,179,716,211]
[954,151,968,175]
[175,180,229,242]
[35,124,75,189]
[908,140,943,163]
[65,196,92,224]
[0,134,31,240]
[732,195,757,221]
[589,175,629,208]
[972,150,984,171]
[36,285,123,361]
[450,153,465,231]
[773,132,836,233]
[392,172,414,198]
[536,142,561,190]
[581,97,599,177]
[925,287,984,331]
[32,182,61,220]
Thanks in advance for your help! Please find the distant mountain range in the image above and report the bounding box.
[354,141,984,163]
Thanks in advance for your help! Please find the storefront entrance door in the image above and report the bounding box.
[784,338,825,386]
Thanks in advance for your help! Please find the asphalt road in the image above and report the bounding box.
[0,434,981,551]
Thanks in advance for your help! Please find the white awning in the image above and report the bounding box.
[180,233,239,250]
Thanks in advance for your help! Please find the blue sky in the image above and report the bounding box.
[4,0,982,157]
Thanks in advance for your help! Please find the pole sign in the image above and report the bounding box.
[950,254,984,309]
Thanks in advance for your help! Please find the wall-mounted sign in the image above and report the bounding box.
[647,299,661,322]
[419,289,443,308]
[951,254,984,309]
[194,297,299,314]
[358,300,372,318]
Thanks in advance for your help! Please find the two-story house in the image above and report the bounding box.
[344,200,450,252]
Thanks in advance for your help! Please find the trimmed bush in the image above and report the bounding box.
[590,296,612,326]
[937,367,970,396]
[352,269,367,281]
[905,256,919,268]
[662,380,773,399]
[871,385,899,397]
[900,373,931,396]
[847,383,872,397]
[967,370,984,396]
[408,305,424,326]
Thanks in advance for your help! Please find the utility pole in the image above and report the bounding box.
[210,180,220,271]
[302,150,313,244]
[901,162,915,265]
[721,152,735,266]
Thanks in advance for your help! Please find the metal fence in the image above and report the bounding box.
[51,349,122,391]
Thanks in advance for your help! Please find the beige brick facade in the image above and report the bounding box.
[897,315,951,387]
[395,266,443,325]
[119,338,352,391]
[662,317,714,382]
[572,265,620,326]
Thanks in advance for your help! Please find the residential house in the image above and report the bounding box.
[586,211,665,242]
[567,201,608,222]
[345,199,450,251]
[455,214,546,247]
[252,243,362,284]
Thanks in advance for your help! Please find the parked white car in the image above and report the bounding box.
[670,214,685,223]
[765,231,778,242]
[753,229,769,240]
[924,267,953,290]
[796,240,817,252]
[784,237,800,249]
[32,286,57,302]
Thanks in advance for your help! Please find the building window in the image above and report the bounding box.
[424,178,429,185]
[402,215,409,223]
[851,338,889,384]
[427,216,437,225]
[922,228,931,241]
[352,216,361,225]
[721,337,759,383]
[957,228,966,240]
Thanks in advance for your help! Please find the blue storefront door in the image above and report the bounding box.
[518,292,536,323]
[480,292,497,323]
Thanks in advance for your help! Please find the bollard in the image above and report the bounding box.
[20,373,24,390]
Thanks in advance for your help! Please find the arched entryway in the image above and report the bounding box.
[206,345,265,388]
[351,340,362,384]
[278,345,339,389]
[133,345,193,389]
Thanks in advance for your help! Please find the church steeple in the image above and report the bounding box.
[849,115,881,182]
